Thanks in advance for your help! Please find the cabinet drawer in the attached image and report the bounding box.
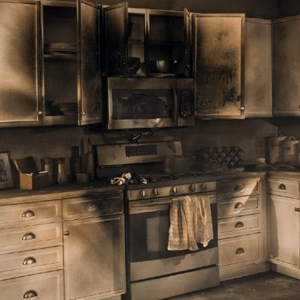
[0,270,64,300]
[63,193,123,220]
[0,246,63,280]
[268,178,300,198]
[0,201,61,227]
[217,195,260,218]
[0,223,62,254]
[219,233,260,267]
[218,177,260,199]
[218,214,260,238]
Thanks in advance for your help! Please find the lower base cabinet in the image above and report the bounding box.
[0,270,64,300]
[64,216,125,300]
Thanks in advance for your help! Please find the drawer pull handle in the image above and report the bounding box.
[21,210,35,218]
[64,230,70,236]
[23,257,36,265]
[23,290,37,298]
[236,247,245,255]
[87,201,98,211]
[234,184,244,193]
[235,221,244,228]
[234,202,244,209]
[278,184,286,190]
[22,232,36,241]
[295,207,300,212]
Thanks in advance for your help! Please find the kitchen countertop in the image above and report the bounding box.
[0,170,267,205]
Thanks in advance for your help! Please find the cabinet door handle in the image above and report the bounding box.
[22,257,36,265]
[64,230,70,236]
[295,207,300,212]
[21,210,35,218]
[278,184,286,190]
[234,184,244,193]
[23,290,37,298]
[22,232,36,241]
[236,247,245,255]
[235,221,244,228]
[234,202,244,209]
[87,201,98,211]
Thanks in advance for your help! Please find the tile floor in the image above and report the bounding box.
[165,271,300,300]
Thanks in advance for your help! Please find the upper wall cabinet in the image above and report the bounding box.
[42,0,102,126]
[273,16,300,117]
[0,0,41,126]
[244,18,272,118]
[0,0,103,128]
[193,14,245,119]
[104,2,191,79]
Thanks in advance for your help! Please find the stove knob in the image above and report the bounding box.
[153,188,159,196]
[190,183,196,192]
[201,183,208,191]
[140,190,148,198]
[171,186,178,194]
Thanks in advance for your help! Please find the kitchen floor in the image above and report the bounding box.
[165,271,300,299]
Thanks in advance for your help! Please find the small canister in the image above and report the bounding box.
[281,136,299,165]
[268,133,287,164]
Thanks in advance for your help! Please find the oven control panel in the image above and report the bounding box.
[127,181,216,200]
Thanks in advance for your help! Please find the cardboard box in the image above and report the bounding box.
[13,157,51,190]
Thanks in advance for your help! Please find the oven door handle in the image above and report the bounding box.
[131,200,173,208]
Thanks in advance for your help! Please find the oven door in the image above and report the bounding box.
[129,193,218,263]
[107,77,194,129]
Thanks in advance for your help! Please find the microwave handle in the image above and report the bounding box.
[171,84,178,124]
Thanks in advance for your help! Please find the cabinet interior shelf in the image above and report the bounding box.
[44,54,77,60]
[148,40,183,46]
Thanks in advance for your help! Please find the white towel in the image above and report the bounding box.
[167,195,214,251]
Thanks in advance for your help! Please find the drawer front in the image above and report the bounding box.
[0,223,62,254]
[219,233,260,266]
[218,214,260,238]
[0,201,61,227]
[63,192,123,220]
[217,177,260,199]
[218,195,260,218]
[268,178,299,198]
[0,246,63,280]
[0,270,64,300]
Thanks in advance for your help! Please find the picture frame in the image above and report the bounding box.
[0,151,13,188]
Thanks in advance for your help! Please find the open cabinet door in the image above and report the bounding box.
[104,2,128,77]
[183,8,191,78]
[194,14,245,119]
[77,0,102,125]
[0,0,41,126]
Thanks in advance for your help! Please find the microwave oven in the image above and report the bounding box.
[107,77,194,130]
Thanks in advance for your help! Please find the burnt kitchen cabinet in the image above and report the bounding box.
[0,0,41,126]
[42,0,103,126]
[244,18,272,118]
[273,16,300,116]
[0,0,103,128]
[193,14,245,119]
[104,3,191,78]
[63,192,126,300]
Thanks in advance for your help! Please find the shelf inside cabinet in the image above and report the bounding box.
[44,53,77,60]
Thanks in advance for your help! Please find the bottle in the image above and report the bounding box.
[57,157,67,184]
[42,158,53,184]
[86,138,94,181]
[80,138,87,173]
[69,146,82,182]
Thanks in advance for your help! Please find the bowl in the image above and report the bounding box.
[127,57,141,75]
[150,60,177,73]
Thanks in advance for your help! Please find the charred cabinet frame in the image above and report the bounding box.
[104,2,194,130]
[193,13,245,119]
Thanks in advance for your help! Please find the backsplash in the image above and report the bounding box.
[0,118,277,178]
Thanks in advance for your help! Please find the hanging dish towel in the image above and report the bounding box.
[167,195,214,251]
[168,196,198,251]
[192,194,214,247]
